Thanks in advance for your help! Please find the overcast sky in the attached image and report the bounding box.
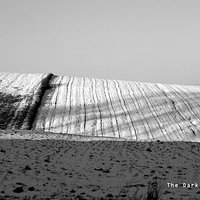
[0,0,200,85]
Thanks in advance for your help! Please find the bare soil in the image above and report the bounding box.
[0,131,200,199]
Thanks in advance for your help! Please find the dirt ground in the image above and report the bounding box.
[0,132,200,199]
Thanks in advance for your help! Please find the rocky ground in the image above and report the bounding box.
[1,131,200,199]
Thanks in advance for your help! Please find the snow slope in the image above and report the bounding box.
[0,72,52,129]
[1,72,200,141]
[34,75,200,141]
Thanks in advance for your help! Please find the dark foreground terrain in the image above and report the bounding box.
[0,134,200,199]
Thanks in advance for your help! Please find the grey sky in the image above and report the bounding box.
[0,0,200,85]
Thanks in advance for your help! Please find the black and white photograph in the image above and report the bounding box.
[0,0,200,199]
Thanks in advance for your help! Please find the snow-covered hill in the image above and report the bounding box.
[1,72,200,141]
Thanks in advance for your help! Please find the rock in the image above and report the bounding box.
[13,186,24,193]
